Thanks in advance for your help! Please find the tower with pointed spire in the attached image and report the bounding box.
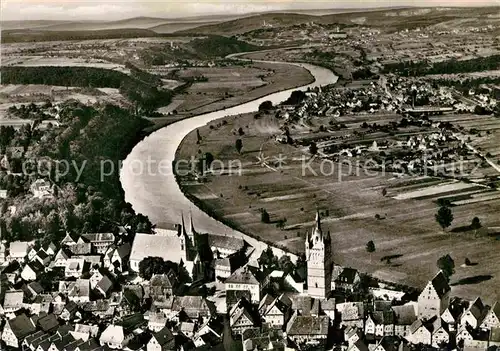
[180,212,196,263]
[305,211,333,299]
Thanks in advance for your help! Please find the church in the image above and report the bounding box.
[305,211,334,299]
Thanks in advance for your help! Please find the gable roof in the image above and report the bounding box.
[37,313,59,332]
[8,313,36,338]
[3,290,24,309]
[463,297,485,321]
[153,326,175,347]
[206,234,245,252]
[286,313,329,336]
[393,305,417,326]
[96,276,113,294]
[81,233,115,243]
[429,271,451,299]
[130,233,184,264]
[226,266,264,285]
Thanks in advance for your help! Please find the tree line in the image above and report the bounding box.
[382,55,500,76]
[1,66,172,114]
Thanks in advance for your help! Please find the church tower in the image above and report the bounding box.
[305,211,333,299]
[180,213,195,262]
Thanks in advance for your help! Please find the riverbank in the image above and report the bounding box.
[144,61,314,133]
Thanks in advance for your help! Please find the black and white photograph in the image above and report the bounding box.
[0,0,500,350]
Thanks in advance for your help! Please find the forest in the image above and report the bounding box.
[382,55,500,76]
[0,101,153,244]
[1,66,172,113]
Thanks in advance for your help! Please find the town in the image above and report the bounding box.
[1,4,500,351]
[2,210,500,351]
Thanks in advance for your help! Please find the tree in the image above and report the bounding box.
[196,129,202,144]
[366,240,376,253]
[309,142,318,155]
[437,254,455,281]
[258,100,273,111]
[276,218,287,230]
[260,208,270,224]
[435,204,454,231]
[366,240,375,263]
[235,139,243,154]
[258,246,278,271]
[278,255,294,274]
[382,188,387,197]
[237,127,245,136]
[471,216,481,230]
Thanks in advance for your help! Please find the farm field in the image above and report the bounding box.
[431,114,500,177]
[177,111,500,302]
[3,56,131,75]
[0,84,129,118]
[171,62,314,116]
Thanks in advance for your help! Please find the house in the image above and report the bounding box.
[21,262,42,281]
[260,294,292,328]
[32,249,51,266]
[331,265,361,292]
[320,298,336,321]
[345,326,363,346]
[81,233,115,254]
[480,301,500,330]
[366,311,395,337]
[417,271,451,320]
[225,266,269,303]
[100,325,132,349]
[61,232,79,246]
[68,279,90,303]
[230,297,261,334]
[90,270,105,289]
[9,240,30,261]
[147,326,175,351]
[104,243,131,273]
[52,248,71,267]
[96,275,113,297]
[99,313,145,349]
[348,339,369,351]
[441,298,465,331]
[179,321,196,338]
[148,311,168,332]
[432,319,450,348]
[393,304,418,337]
[150,271,178,299]
[27,281,44,297]
[338,302,365,329]
[30,179,54,199]
[28,293,52,315]
[36,313,59,333]
[65,258,85,278]
[406,319,433,345]
[286,310,329,344]
[3,289,24,313]
[206,234,246,258]
[456,322,475,346]
[70,324,99,342]
[460,297,486,329]
[166,296,216,323]
[1,313,37,348]
[60,301,79,321]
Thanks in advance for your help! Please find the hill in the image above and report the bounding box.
[1,28,159,43]
[176,6,500,35]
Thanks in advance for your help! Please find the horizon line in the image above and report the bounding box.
[3,4,499,23]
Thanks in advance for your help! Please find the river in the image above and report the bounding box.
[119,59,338,260]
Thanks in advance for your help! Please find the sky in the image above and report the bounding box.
[2,0,499,21]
